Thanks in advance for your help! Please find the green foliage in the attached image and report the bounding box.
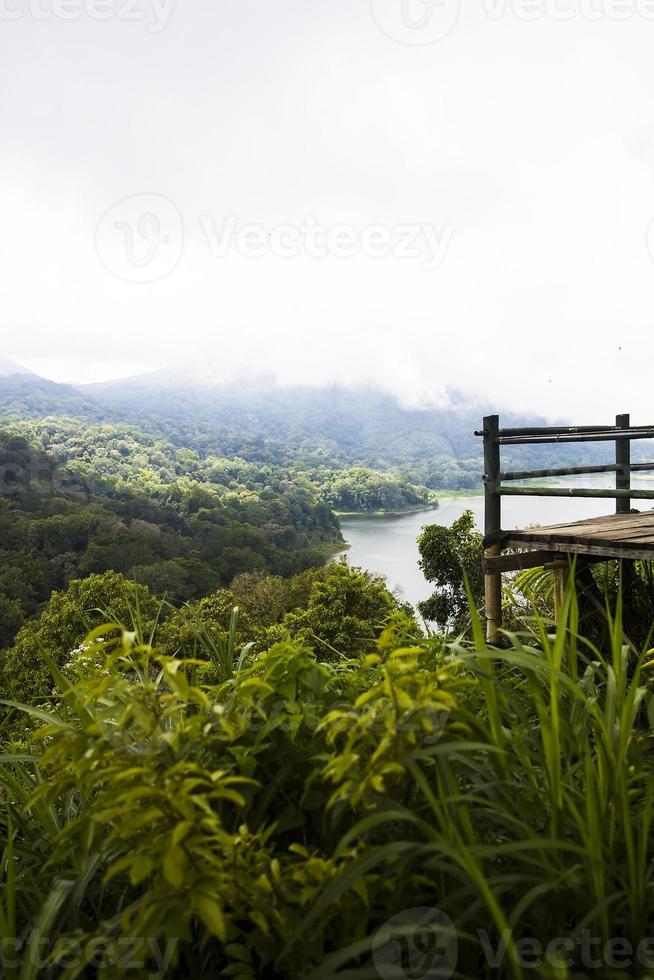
[1,564,404,721]
[320,466,438,513]
[158,589,256,667]
[3,593,654,977]
[0,572,160,707]
[282,561,407,659]
[417,509,484,630]
[0,371,613,493]
[160,563,407,665]
[0,425,343,649]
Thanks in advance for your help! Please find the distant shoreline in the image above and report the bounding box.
[335,503,441,519]
[335,490,481,519]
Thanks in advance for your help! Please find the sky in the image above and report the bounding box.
[2,0,654,420]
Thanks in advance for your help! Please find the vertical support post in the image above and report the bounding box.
[483,415,502,642]
[616,413,630,514]
[553,563,568,625]
[615,415,635,605]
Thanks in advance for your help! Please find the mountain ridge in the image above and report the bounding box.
[0,356,34,377]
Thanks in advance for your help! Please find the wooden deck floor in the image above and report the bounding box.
[501,510,654,561]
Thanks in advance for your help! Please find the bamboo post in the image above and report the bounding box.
[483,415,502,642]
[616,413,630,514]
[553,563,568,624]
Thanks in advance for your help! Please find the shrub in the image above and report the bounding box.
[3,591,654,978]
[0,572,160,707]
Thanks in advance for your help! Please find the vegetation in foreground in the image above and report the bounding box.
[2,581,654,978]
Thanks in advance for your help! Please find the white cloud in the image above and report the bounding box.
[2,0,654,421]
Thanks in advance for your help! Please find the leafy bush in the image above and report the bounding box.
[3,591,654,978]
[0,572,160,708]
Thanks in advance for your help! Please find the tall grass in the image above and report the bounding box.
[1,588,654,978]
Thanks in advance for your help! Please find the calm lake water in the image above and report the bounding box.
[339,480,654,609]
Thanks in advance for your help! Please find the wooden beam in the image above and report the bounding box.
[616,413,631,515]
[502,536,654,563]
[499,487,654,500]
[484,544,502,643]
[483,416,502,643]
[553,565,568,624]
[483,550,560,574]
[498,428,654,445]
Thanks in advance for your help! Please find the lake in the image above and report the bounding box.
[339,481,654,608]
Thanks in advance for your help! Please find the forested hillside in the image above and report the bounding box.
[0,427,340,647]
[0,368,614,490]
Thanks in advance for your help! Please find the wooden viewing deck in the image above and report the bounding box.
[477,414,654,640]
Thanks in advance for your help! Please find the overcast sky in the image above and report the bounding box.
[2,0,654,419]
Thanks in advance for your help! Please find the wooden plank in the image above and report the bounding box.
[503,536,654,562]
[518,523,654,541]
[509,520,654,543]
[535,512,654,530]
[507,529,654,548]
[508,512,654,535]
[576,525,654,540]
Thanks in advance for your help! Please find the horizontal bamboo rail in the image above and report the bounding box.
[475,424,619,438]
[497,428,654,446]
[497,486,654,500]
[500,462,654,481]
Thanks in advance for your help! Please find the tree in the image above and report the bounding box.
[0,595,24,649]
[0,572,160,706]
[417,510,484,632]
[283,561,405,659]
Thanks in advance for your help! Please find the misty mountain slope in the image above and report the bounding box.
[80,372,617,480]
[88,378,474,458]
[0,368,617,488]
[0,374,104,419]
[0,357,34,377]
